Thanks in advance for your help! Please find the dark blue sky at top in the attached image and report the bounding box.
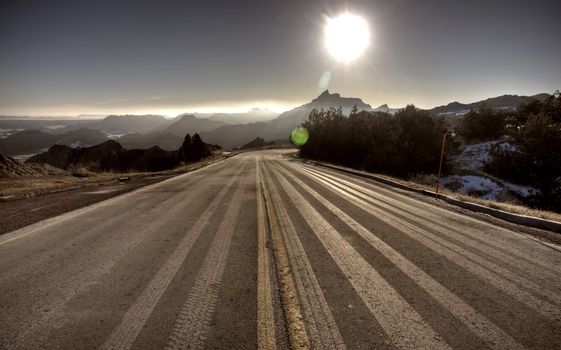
[1,0,560,116]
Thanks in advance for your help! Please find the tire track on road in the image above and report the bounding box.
[0,157,230,248]
[274,162,524,350]
[165,166,248,350]
[289,162,561,320]
[256,157,277,350]
[262,161,345,350]
[0,178,225,350]
[306,163,561,272]
[100,160,249,350]
[271,163,451,350]
[260,163,311,350]
[297,163,561,283]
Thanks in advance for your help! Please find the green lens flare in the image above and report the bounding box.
[291,127,309,146]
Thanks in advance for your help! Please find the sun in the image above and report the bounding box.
[325,13,370,63]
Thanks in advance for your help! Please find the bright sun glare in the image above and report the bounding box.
[325,13,370,63]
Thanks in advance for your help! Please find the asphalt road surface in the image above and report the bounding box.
[1,150,560,349]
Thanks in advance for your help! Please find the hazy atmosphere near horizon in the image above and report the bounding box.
[1,0,560,116]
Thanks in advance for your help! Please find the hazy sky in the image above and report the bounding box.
[1,0,560,116]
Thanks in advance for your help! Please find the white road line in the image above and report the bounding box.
[295,164,561,305]
[0,185,191,284]
[298,163,561,280]
[274,163,524,350]
[2,202,185,349]
[255,157,277,350]
[289,162,561,320]
[100,161,248,350]
[0,157,230,248]
[308,164,561,266]
[262,161,345,350]
[261,161,311,349]
[166,170,247,350]
[271,165,451,350]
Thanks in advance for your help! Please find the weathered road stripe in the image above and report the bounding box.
[272,165,450,350]
[100,161,248,350]
[166,167,247,350]
[262,162,345,350]
[290,162,561,320]
[303,163,561,273]
[255,157,277,350]
[260,162,311,349]
[297,163,561,283]
[276,162,524,350]
[0,158,229,248]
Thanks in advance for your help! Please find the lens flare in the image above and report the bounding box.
[291,127,309,146]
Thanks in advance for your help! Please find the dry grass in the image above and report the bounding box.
[451,194,561,223]
[303,156,561,223]
[0,176,104,198]
[376,173,561,223]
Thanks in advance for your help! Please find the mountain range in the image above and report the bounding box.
[26,140,181,173]
[0,129,109,156]
[0,91,551,155]
[89,114,170,135]
[428,93,550,116]
[191,108,279,124]
[199,90,374,148]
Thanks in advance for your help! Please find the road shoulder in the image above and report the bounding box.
[297,158,561,247]
[0,156,229,236]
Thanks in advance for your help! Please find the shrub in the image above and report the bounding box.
[455,107,508,142]
[300,105,457,177]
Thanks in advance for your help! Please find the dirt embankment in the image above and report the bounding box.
[0,152,67,178]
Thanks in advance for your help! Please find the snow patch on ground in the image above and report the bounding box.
[442,175,537,200]
[441,175,503,200]
[505,182,537,198]
[452,140,517,171]
[452,141,496,170]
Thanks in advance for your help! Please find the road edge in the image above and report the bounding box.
[0,154,234,245]
[303,160,561,235]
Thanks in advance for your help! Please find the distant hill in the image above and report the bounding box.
[206,108,279,124]
[429,93,550,116]
[373,104,399,114]
[54,128,110,146]
[90,114,171,134]
[27,134,217,173]
[201,90,373,148]
[0,128,108,155]
[241,137,272,149]
[0,118,96,137]
[27,140,180,173]
[272,90,372,128]
[118,132,183,151]
[161,114,226,137]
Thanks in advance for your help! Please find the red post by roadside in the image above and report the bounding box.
[435,131,447,198]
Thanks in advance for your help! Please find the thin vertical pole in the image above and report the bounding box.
[435,132,447,198]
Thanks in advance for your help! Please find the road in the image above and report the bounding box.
[1,149,560,349]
